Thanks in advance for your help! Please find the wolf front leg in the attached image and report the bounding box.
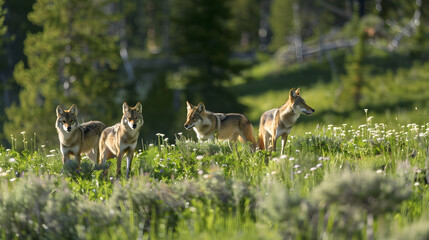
[126,149,134,178]
[281,133,289,156]
[62,154,68,165]
[263,133,271,151]
[271,133,278,152]
[76,152,82,171]
[60,145,68,165]
[116,151,125,177]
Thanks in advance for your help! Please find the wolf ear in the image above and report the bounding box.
[295,88,300,96]
[186,101,193,110]
[135,102,143,113]
[69,104,78,115]
[123,102,130,114]
[56,105,64,117]
[196,102,205,113]
[289,88,298,99]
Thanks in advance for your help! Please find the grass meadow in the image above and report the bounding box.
[2,51,429,239]
[2,115,429,239]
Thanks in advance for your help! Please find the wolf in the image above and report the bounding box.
[99,102,143,178]
[55,104,106,169]
[258,88,314,155]
[184,101,255,147]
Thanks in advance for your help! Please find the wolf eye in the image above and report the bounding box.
[70,120,74,124]
[62,120,66,123]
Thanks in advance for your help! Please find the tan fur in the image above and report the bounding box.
[55,104,106,169]
[184,101,256,148]
[258,88,315,155]
[99,102,144,178]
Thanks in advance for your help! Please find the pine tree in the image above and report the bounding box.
[229,0,260,51]
[269,0,294,50]
[170,0,233,87]
[348,30,367,107]
[0,0,5,39]
[337,13,372,110]
[169,0,244,113]
[0,0,8,146]
[5,0,121,147]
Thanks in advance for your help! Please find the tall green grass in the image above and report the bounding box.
[1,115,429,239]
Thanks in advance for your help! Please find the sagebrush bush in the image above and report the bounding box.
[0,175,130,239]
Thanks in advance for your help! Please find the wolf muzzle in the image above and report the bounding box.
[184,123,193,130]
[305,109,315,115]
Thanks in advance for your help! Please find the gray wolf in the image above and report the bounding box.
[258,88,314,155]
[99,102,143,178]
[55,104,106,169]
[184,101,255,147]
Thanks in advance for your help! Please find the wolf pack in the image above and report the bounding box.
[56,88,314,178]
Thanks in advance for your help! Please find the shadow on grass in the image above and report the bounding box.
[231,49,421,99]
[230,61,338,97]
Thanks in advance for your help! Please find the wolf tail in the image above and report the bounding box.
[257,132,265,150]
[238,119,256,151]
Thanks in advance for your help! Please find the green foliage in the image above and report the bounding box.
[338,29,368,110]
[170,0,233,86]
[229,0,260,51]
[269,0,348,51]
[1,118,429,239]
[4,0,121,147]
[0,176,128,239]
[390,219,429,240]
[0,0,6,38]
[1,1,429,238]
[313,171,411,215]
[269,0,294,50]
[261,186,317,239]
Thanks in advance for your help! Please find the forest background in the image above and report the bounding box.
[0,0,428,148]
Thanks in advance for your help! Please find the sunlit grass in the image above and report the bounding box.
[1,116,429,239]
